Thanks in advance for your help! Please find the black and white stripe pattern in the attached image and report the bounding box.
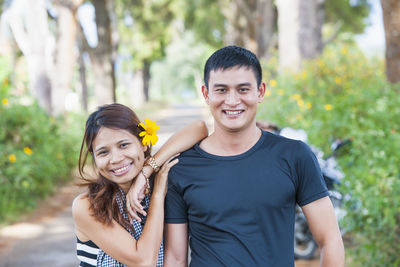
[76,189,163,266]
[96,189,164,266]
[77,238,99,267]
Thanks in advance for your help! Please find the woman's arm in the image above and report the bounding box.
[127,120,208,220]
[72,157,178,267]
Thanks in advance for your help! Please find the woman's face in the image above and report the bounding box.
[92,127,147,192]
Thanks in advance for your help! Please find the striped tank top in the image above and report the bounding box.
[77,237,99,267]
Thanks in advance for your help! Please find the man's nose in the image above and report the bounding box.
[225,90,240,105]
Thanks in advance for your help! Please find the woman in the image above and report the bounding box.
[72,103,207,266]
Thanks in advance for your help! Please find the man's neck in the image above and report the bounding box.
[200,124,262,156]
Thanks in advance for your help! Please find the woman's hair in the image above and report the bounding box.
[78,103,150,232]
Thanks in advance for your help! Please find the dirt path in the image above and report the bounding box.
[0,103,319,266]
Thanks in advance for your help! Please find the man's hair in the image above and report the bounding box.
[203,45,262,89]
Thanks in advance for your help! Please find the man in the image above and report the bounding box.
[164,46,344,266]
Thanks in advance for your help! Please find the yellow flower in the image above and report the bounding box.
[8,154,16,163]
[341,48,348,55]
[269,80,277,87]
[291,94,302,101]
[335,77,342,84]
[138,119,160,146]
[2,98,9,106]
[277,89,284,96]
[24,147,33,155]
[306,102,312,109]
[324,104,333,111]
[301,71,307,80]
[297,99,304,107]
[296,115,303,121]
[265,90,271,97]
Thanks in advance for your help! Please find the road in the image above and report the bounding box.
[0,104,319,267]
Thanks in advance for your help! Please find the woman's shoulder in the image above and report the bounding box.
[72,192,90,221]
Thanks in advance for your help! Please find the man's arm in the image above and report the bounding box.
[302,196,345,267]
[164,223,188,267]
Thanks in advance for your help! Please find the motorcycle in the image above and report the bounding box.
[257,122,350,259]
[280,127,351,259]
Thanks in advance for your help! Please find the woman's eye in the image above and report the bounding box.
[97,150,108,156]
[120,143,129,148]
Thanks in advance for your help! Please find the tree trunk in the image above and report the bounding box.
[222,0,275,58]
[298,0,324,59]
[8,0,52,113]
[143,60,150,102]
[78,50,88,112]
[51,0,83,115]
[381,0,400,83]
[222,2,246,47]
[256,0,275,59]
[131,69,145,107]
[276,0,301,72]
[277,0,324,72]
[86,0,116,106]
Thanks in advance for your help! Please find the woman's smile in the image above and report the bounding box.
[111,163,132,176]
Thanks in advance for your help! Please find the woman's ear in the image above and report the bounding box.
[143,145,148,153]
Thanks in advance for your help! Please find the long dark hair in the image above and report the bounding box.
[78,103,151,232]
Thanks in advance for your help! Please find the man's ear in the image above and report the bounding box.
[201,85,210,105]
[257,82,266,103]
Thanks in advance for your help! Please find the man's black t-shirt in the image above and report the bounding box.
[165,130,328,266]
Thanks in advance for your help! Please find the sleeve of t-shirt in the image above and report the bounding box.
[164,169,188,224]
[294,140,329,207]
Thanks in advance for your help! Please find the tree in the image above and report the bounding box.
[182,0,276,59]
[51,0,84,115]
[118,0,175,103]
[381,0,400,83]
[79,0,117,106]
[222,0,275,59]
[1,0,84,115]
[277,0,370,72]
[6,0,53,113]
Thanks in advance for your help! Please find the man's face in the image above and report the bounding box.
[202,66,265,133]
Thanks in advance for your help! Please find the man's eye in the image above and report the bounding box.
[216,88,226,93]
[239,88,249,92]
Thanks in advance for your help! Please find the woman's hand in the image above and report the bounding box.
[152,154,179,198]
[126,171,147,222]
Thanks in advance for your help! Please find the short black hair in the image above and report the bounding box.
[203,46,262,89]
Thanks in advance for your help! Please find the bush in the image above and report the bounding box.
[258,42,400,266]
[0,77,81,224]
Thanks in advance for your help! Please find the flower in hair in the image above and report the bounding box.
[138,119,160,146]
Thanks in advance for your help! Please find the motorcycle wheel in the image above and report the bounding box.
[294,212,317,259]
[294,237,317,259]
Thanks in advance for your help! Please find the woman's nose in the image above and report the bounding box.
[110,150,123,163]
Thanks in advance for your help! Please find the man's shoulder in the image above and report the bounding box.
[260,130,313,160]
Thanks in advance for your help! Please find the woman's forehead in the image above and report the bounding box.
[93,127,137,147]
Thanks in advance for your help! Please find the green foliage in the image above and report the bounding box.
[325,0,371,34]
[0,78,81,224]
[150,31,213,102]
[118,0,175,69]
[178,0,225,48]
[258,42,400,266]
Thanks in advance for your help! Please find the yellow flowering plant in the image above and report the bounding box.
[138,119,160,146]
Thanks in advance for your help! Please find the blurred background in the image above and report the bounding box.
[0,0,399,266]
